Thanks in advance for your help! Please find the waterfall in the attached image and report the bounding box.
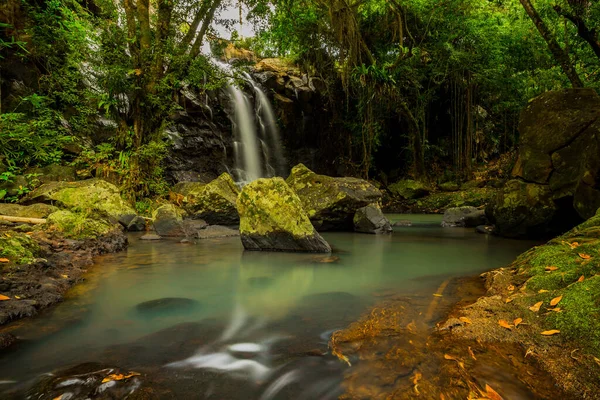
[209,58,286,183]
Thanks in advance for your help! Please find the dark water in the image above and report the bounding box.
[0,215,538,398]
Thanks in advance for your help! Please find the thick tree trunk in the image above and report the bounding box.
[519,0,584,88]
[190,0,223,58]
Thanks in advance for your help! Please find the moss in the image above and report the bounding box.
[185,173,239,223]
[387,179,431,199]
[237,177,315,238]
[45,210,116,239]
[405,188,493,212]
[0,232,39,265]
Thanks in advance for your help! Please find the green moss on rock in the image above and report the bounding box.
[0,232,39,265]
[45,210,118,239]
[0,203,58,219]
[387,179,431,200]
[237,177,331,252]
[286,164,381,231]
[23,179,136,224]
[186,173,240,224]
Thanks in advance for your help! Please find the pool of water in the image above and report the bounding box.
[0,215,538,398]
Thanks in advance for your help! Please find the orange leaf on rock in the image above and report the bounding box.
[0,258,9,263]
[579,253,591,260]
[529,301,543,312]
[505,298,513,303]
[101,372,140,383]
[514,318,523,328]
[545,266,558,271]
[507,284,515,291]
[568,242,580,249]
[485,384,504,400]
[459,317,472,324]
[548,307,561,312]
[550,296,562,306]
[577,275,585,282]
[541,330,560,336]
[0,295,10,301]
[498,320,512,330]
[538,289,549,293]
[468,346,477,360]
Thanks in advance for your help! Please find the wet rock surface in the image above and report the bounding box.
[238,177,331,252]
[196,225,239,239]
[353,205,392,234]
[442,206,486,227]
[135,297,199,314]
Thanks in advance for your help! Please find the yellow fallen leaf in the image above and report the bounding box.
[14,295,20,299]
[61,274,69,279]
[538,289,549,293]
[529,301,543,312]
[577,275,585,282]
[0,258,9,263]
[486,384,504,400]
[550,296,562,306]
[101,372,140,383]
[498,320,512,330]
[412,371,421,395]
[433,293,443,297]
[568,241,580,249]
[507,284,515,291]
[444,354,456,361]
[579,253,591,260]
[514,318,523,328]
[468,346,477,360]
[541,330,560,336]
[504,298,513,303]
[545,266,558,271]
[548,307,561,312]
[0,295,10,301]
[459,317,472,324]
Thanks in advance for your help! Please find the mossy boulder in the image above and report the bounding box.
[286,164,382,231]
[172,181,207,196]
[388,179,431,199]
[486,180,557,238]
[0,232,39,265]
[151,204,187,237]
[353,205,392,234]
[185,173,240,225]
[24,164,76,185]
[237,177,331,252]
[22,179,136,226]
[45,210,120,240]
[438,182,460,192]
[0,203,58,219]
[442,206,486,227]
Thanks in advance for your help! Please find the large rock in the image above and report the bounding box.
[442,206,486,227]
[237,177,331,252]
[486,180,558,238]
[22,179,136,226]
[512,89,600,220]
[152,204,187,237]
[45,210,122,240]
[388,179,431,199]
[185,173,240,225]
[353,205,392,234]
[0,203,58,219]
[286,164,382,231]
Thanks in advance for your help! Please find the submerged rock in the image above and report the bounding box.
[185,173,240,225]
[136,297,198,314]
[387,179,431,199]
[22,178,136,226]
[392,219,413,227]
[237,177,331,252]
[286,164,381,231]
[197,225,239,239]
[140,234,162,241]
[353,205,392,234]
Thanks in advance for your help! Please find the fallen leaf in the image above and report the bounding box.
[412,371,422,395]
[433,293,443,297]
[459,317,472,324]
[14,295,20,299]
[545,266,559,271]
[61,274,69,279]
[101,372,140,383]
[507,284,515,291]
[468,346,477,360]
[0,295,10,301]
[529,301,543,312]
[486,384,504,400]
[0,258,9,263]
[579,253,591,260]
[498,320,512,330]
[577,275,585,282]
[444,354,456,361]
[538,289,549,293]
[550,296,563,306]
[568,242,580,249]
[514,318,523,328]
[505,298,513,303]
[541,330,560,336]
[548,307,561,312]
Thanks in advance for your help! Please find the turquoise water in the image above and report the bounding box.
[0,216,538,398]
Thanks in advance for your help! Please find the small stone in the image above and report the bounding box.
[140,234,162,241]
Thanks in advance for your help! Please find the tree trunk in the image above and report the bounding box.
[519,0,584,88]
[190,0,223,58]
[554,5,600,61]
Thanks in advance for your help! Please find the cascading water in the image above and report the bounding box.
[210,58,286,184]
